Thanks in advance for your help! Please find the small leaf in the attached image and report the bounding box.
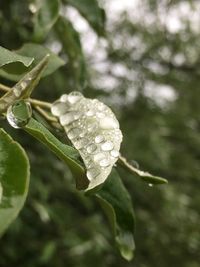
[33,0,61,41]
[65,0,106,36]
[118,156,168,185]
[55,16,86,89]
[24,118,88,190]
[0,45,34,70]
[51,91,123,191]
[0,129,30,236]
[0,43,65,82]
[0,55,49,114]
[96,169,135,261]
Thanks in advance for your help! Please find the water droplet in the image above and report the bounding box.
[6,101,32,129]
[97,104,106,111]
[87,168,100,181]
[99,158,110,167]
[93,153,106,162]
[101,141,114,151]
[87,122,98,133]
[68,91,83,104]
[110,150,119,158]
[13,88,21,97]
[60,94,68,102]
[29,3,37,13]
[97,112,105,118]
[99,117,119,130]
[86,110,94,116]
[74,138,89,149]
[20,81,27,90]
[148,183,153,187]
[68,128,81,139]
[95,135,104,144]
[60,112,81,126]
[86,144,97,154]
[51,102,69,116]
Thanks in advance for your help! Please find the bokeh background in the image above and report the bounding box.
[0,0,200,266]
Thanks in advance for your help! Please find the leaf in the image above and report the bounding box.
[0,129,30,236]
[55,16,86,89]
[24,118,88,190]
[51,91,123,191]
[118,156,168,185]
[96,169,135,261]
[33,0,61,41]
[0,45,34,68]
[65,0,106,36]
[0,43,65,82]
[0,55,49,114]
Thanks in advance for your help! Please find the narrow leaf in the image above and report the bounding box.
[65,0,106,36]
[33,0,61,41]
[55,16,86,89]
[96,169,135,261]
[23,118,88,190]
[0,129,30,236]
[0,43,65,82]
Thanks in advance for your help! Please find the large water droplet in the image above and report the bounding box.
[87,168,100,181]
[110,150,119,158]
[74,138,89,149]
[93,152,106,162]
[60,94,69,103]
[86,143,97,154]
[99,158,110,167]
[101,141,114,151]
[68,91,83,104]
[51,102,69,117]
[99,117,119,130]
[7,100,32,129]
[68,127,81,139]
[60,112,81,126]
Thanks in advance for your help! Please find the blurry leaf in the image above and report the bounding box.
[33,0,61,41]
[65,0,106,36]
[118,156,168,185]
[55,16,86,89]
[0,43,65,81]
[0,46,34,68]
[24,118,88,189]
[96,169,135,261]
[0,129,30,236]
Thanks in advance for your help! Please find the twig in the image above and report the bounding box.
[34,106,57,122]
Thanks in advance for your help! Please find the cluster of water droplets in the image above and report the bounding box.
[51,91,123,190]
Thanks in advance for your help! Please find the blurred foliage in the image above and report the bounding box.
[0,0,200,266]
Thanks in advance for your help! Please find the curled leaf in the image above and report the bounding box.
[51,91,123,190]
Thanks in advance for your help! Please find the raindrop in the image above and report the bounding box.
[68,91,83,104]
[101,141,114,151]
[51,102,69,116]
[60,94,69,103]
[110,150,119,158]
[93,153,106,162]
[68,128,81,139]
[99,117,119,130]
[99,158,110,167]
[60,112,81,126]
[74,138,89,149]
[148,183,153,187]
[95,135,104,144]
[86,110,94,117]
[86,143,98,154]
[86,168,100,181]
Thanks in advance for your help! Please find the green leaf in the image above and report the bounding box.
[0,43,65,82]
[0,45,34,69]
[118,156,168,185]
[65,0,106,36]
[0,129,30,236]
[55,16,86,89]
[24,118,88,190]
[96,169,135,261]
[33,0,61,41]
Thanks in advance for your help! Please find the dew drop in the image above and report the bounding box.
[86,110,94,116]
[68,91,83,104]
[97,112,105,118]
[101,141,114,151]
[93,153,106,162]
[148,183,153,187]
[99,158,110,167]
[86,143,97,154]
[87,168,100,181]
[87,122,98,133]
[13,88,21,97]
[51,102,69,116]
[74,138,89,149]
[60,112,81,126]
[68,127,81,139]
[99,117,119,130]
[110,150,119,158]
[95,135,104,144]
[60,94,69,103]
